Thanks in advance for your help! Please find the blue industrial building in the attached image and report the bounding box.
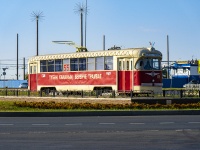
[162,60,199,88]
[0,80,27,88]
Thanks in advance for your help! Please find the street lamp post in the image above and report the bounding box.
[31,11,44,56]
[2,68,8,88]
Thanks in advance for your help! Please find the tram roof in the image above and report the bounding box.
[28,47,162,62]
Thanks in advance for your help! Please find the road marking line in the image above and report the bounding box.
[0,124,14,126]
[32,124,49,126]
[188,122,200,124]
[184,129,192,131]
[129,123,145,125]
[29,132,47,134]
[65,123,82,126]
[160,122,174,124]
[176,129,183,132]
[0,133,11,134]
[99,123,115,125]
[176,129,193,132]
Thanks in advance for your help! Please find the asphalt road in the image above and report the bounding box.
[0,116,200,150]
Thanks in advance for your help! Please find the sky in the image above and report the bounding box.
[0,0,200,79]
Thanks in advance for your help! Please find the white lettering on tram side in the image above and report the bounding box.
[49,75,58,80]
[49,73,102,80]
[59,75,73,79]
[88,74,102,79]
[75,74,87,79]
[106,72,111,75]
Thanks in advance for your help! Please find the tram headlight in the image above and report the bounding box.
[152,79,155,86]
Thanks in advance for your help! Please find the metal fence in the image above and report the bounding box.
[184,84,200,90]
[0,89,200,98]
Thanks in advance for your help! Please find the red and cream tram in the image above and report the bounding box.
[28,46,162,93]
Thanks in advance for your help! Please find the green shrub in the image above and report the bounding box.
[13,101,200,110]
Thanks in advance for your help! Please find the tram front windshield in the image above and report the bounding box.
[135,58,161,70]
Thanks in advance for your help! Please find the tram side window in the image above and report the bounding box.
[127,61,129,70]
[55,59,63,71]
[40,60,47,72]
[135,60,143,70]
[87,57,95,70]
[34,66,36,73]
[70,58,78,71]
[29,66,32,74]
[152,59,161,70]
[96,57,104,70]
[79,58,86,71]
[48,60,55,72]
[105,56,113,70]
[131,60,133,70]
[63,59,70,71]
[119,61,122,70]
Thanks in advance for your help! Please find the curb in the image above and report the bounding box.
[1,110,200,117]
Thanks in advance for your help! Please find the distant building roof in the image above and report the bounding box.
[176,59,198,65]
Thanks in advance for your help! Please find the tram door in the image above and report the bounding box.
[118,58,133,91]
[29,63,37,91]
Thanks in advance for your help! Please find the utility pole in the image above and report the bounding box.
[84,0,88,48]
[17,33,19,80]
[103,35,105,50]
[23,57,25,80]
[167,35,169,79]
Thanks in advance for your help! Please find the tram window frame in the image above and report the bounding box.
[29,66,32,74]
[70,58,78,71]
[152,58,161,70]
[40,60,47,72]
[123,60,125,70]
[144,59,152,70]
[48,60,55,72]
[139,58,161,70]
[119,61,122,70]
[127,60,129,70]
[79,58,87,71]
[135,59,143,70]
[63,58,70,71]
[63,58,70,64]
[33,66,36,73]
[104,56,113,70]
[131,60,133,70]
[87,57,95,70]
[55,59,63,72]
[96,57,104,70]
